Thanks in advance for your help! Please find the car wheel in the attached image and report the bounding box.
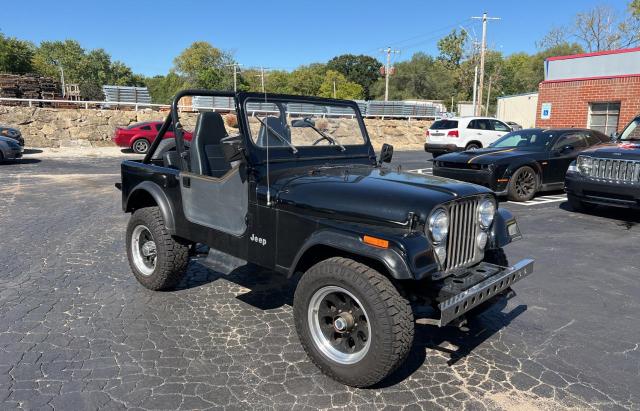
[132,139,150,154]
[567,194,596,212]
[126,206,190,290]
[465,142,481,150]
[507,166,538,202]
[294,257,414,387]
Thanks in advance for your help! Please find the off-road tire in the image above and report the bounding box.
[126,206,190,290]
[507,166,538,202]
[132,138,150,154]
[567,194,596,212]
[465,142,481,150]
[293,257,414,387]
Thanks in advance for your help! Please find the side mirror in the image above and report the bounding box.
[610,132,619,141]
[560,144,574,154]
[291,117,315,128]
[221,135,245,162]
[379,143,394,164]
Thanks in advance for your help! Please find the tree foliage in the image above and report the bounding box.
[0,33,34,74]
[318,70,364,99]
[326,54,381,99]
[437,29,468,68]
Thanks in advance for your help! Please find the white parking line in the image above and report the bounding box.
[508,194,567,206]
[408,168,433,174]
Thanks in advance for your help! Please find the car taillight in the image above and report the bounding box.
[425,129,430,137]
[447,130,459,137]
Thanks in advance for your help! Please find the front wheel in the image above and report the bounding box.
[294,257,414,387]
[126,207,190,290]
[507,166,538,202]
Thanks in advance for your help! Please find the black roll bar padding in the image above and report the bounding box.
[142,114,172,164]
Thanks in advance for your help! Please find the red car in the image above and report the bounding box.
[112,121,193,154]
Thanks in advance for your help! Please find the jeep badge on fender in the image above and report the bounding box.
[117,89,534,388]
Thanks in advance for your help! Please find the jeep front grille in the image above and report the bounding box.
[581,156,640,183]
[445,197,481,271]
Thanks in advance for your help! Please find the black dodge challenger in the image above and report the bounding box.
[433,128,611,201]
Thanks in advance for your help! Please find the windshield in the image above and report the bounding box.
[244,98,366,150]
[620,117,640,141]
[430,120,458,130]
[490,130,555,149]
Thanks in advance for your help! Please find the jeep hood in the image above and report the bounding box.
[580,142,640,160]
[274,165,492,226]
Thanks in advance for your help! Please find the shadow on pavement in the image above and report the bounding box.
[559,201,640,226]
[23,148,43,154]
[0,158,42,165]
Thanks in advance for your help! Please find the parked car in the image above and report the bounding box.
[0,135,24,162]
[112,121,193,154]
[433,128,611,201]
[506,121,523,131]
[425,116,512,157]
[117,90,534,388]
[565,115,640,211]
[0,125,24,146]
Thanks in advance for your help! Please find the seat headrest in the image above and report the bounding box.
[195,112,228,145]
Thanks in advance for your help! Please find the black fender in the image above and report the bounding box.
[288,229,419,280]
[125,181,176,232]
[490,208,521,249]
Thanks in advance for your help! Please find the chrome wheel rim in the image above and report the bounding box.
[515,169,536,198]
[308,286,371,365]
[131,225,157,276]
[133,140,149,153]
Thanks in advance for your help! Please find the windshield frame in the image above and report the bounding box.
[239,93,373,163]
[619,116,640,141]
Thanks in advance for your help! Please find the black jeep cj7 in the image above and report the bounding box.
[118,90,534,387]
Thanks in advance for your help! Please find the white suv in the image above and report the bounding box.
[424,117,512,157]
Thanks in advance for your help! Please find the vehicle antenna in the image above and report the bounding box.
[264,79,271,206]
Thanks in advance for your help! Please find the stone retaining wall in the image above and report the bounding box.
[0,106,431,150]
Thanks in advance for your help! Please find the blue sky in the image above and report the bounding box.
[1,0,632,76]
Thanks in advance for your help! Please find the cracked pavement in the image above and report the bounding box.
[0,152,638,410]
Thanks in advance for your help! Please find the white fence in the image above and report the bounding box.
[0,96,440,120]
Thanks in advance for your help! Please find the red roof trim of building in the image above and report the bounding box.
[546,47,640,61]
[541,73,640,84]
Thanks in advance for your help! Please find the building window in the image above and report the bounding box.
[588,102,620,136]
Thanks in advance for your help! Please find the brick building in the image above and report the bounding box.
[536,47,640,135]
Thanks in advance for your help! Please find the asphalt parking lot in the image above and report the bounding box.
[1,150,638,410]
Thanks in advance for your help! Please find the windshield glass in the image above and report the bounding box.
[490,130,555,149]
[620,117,640,141]
[244,98,366,150]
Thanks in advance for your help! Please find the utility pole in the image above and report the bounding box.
[471,65,478,113]
[333,80,337,99]
[485,75,493,116]
[225,63,242,92]
[260,67,265,93]
[380,47,400,101]
[471,12,500,116]
[52,60,65,98]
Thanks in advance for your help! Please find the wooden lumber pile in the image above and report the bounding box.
[0,75,21,104]
[0,74,62,106]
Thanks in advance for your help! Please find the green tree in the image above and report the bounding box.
[145,72,186,104]
[173,41,234,89]
[437,29,468,68]
[326,54,381,99]
[318,70,363,99]
[288,63,326,96]
[0,33,34,74]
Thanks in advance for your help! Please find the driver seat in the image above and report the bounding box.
[256,116,291,147]
[190,112,230,178]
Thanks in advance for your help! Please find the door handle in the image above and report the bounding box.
[182,176,191,188]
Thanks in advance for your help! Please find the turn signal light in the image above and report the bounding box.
[447,130,459,137]
[363,235,389,249]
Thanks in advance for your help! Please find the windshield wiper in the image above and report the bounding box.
[255,117,298,154]
[308,125,346,152]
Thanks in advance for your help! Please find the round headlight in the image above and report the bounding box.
[428,209,449,243]
[478,198,496,229]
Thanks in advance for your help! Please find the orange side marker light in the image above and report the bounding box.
[363,235,389,249]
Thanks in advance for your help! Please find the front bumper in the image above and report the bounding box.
[565,171,640,209]
[425,143,463,156]
[437,258,534,326]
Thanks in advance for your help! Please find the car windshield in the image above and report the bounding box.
[244,98,366,150]
[490,130,554,149]
[619,117,640,141]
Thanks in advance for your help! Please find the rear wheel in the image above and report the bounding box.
[465,142,481,150]
[132,138,150,154]
[294,257,414,387]
[508,166,538,202]
[126,207,190,290]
